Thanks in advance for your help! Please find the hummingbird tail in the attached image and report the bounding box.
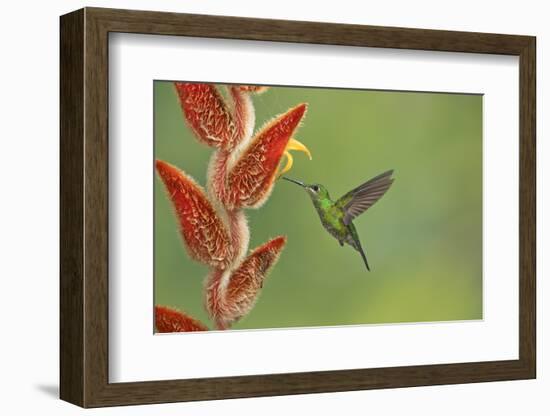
[347,223,370,271]
[358,244,370,271]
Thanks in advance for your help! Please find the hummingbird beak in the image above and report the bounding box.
[282,176,306,187]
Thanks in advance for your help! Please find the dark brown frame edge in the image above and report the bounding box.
[60,7,536,408]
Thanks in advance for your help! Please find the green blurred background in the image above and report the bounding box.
[154,81,482,330]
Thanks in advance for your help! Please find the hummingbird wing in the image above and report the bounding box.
[336,170,394,225]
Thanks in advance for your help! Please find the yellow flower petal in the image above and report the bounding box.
[286,138,312,160]
[278,151,294,178]
[276,138,312,179]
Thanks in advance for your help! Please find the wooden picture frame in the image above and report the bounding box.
[60,7,536,408]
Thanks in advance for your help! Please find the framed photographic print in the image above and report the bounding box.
[60,7,536,408]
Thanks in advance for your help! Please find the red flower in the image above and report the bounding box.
[174,83,256,151]
[236,85,269,94]
[174,83,236,149]
[155,160,234,270]
[156,83,311,331]
[155,306,208,332]
[222,104,308,209]
[206,237,287,329]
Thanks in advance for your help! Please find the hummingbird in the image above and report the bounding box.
[283,170,394,271]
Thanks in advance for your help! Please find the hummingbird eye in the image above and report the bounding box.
[312,185,319,192]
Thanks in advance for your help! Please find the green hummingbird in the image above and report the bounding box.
[283,170,394,271]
